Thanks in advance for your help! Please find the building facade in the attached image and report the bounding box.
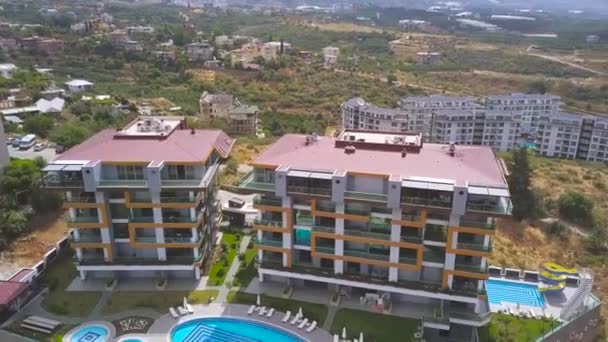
[485,94,561,135]
[41,117,233,280]
[239,130,511,337]
[229,104,258,135]
[199,92,234,121]
[186,42,214,62]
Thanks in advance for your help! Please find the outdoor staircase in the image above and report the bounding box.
[559,271,593,321]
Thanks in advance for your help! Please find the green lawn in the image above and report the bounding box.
[40,250,102,316]
[478,314,559,342]
[330,308,420,342]
[102,290,219,315]
[227,291,328,324]
[206,233,241,286]
[232,245,257,287]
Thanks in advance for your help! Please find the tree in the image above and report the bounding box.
[508,148,536,221]
[23,116,54,138]
[0,209,28,243]
[558,192,594,225]
[387,73,397,85]
[50,123,90,149]
[0,159,42,203]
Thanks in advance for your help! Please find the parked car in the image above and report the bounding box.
[10,136,21,147]
[34,143,47,151]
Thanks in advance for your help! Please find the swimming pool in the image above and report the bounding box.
[486,278,545,308]
[171,317,306,342]
[69,324,109,342]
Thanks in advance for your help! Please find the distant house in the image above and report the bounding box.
[65,79,94,93]
[199,92,233,120]
[153,51,176,64]
[323,46,340,67]
[126,26,154,34]
[415,51,441,65]
[185,42,214,62]
[19,36,64,54]
[0,280,31,321]
[229,104,258,135]
[0,38,18,50]
[586,35,600,44]
[0,63,17,78]
[36,97,65,114]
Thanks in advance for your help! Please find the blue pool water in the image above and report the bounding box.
[70,325,109,342]
[486,278,545,307]
[171,318,305,342]
[120,339,143,342]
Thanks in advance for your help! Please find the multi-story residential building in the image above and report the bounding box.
[239,130,511,338]
[535,112,583,159]
[41,116,233,280]
[199,92,233,120]
[20,37,64,55]
[485,93,561,134]
[0,118,9,174]
[399,95,479,137]
[341,97,409,132]
[186,42,214,62]
[229,104,258,135]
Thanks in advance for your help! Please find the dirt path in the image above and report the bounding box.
[527,50,606,76]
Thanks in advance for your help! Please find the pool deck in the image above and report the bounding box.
[143,303,331,342]
[488,276,580,320]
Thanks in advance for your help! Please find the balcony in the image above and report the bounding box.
[237,171,275,192]
[129,215,155,223]
[454,263,488,274]
[64,195,96,204]
[71,234,103,243]
[399,213,421,223]
[456,242,492,253]
[287,185,331,196]
[467,201,512,215]
[130,194,153,203]
[253,218,283,227]
[256,238,284,248]
[295,212,313,226]
[344,228,390,241]
[311,225,335,234]
[315,203,336,213]
[98,179,148,188]
[161,179,203,188]
[67,215,100,224]
[370,206,392,215]
[41,168,84,188]
[401,233,423,244]
[423,250,445,263]
[253,196,282,207]
[163,215,198,224]
[459,219,496,230]
[164,235,199,244]
[133,236,157,243]
[401,196,452,208]
[369,218,391,231]
[78,255,202,266]
[344,249,390,262]
[160,195,196,204]
[344,190,387,203]
[344,206,370,217]
[315,246,336,255]
[399,256,417,265]
[424,225,447,242]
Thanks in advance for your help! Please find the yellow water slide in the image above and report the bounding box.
[538,282,566,293]
[542,262,578,275]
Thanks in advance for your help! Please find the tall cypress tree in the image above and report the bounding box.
[508,147,535,221]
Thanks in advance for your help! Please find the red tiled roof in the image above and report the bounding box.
[252,134,507,187]
[0,281,28,306]
[55,129,234,163]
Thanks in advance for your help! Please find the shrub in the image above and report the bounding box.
[238,253,245,261]
[557,192,594,226]
[216,268,226,277]
[221,243,228,252]
[549,221,567,238]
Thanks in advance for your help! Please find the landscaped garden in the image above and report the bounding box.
[330,308,420,342]
[478,313,559,341]
[232,239,257,287]
[102,290,219,315]
[206,232,241,286]
[227,291,328,324]
[40,250,102,316]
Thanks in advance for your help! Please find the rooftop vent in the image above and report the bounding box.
[345,145,356,154]
[449,142,456,157]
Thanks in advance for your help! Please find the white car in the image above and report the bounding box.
[34,143,47,151]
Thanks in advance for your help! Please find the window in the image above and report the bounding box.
[117,165,144,180]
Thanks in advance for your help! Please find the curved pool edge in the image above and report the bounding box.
[168,315,310,342]
[63,321,116,342]
[116,333,149,342]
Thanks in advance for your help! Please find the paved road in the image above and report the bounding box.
[8,145,57,161]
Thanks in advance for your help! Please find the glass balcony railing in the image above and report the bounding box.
[98,179,147,188]
[315,246,336,255]
[133,236,157,243]
[256,239,283,248]
[454,263,489,274]
[459,219,496,230]
[129,215,154,223]
[162,215,198,224]
[399,256,417,265]
[401,234,423,244]
[237,171,275,192]
[423,250,445,263]
[312,225,335,233]
[424,226,447,242]
[67,215,100,224]
[253,196,282,207]
[344,206,370,216]
[160,196,196,204]
[316,203,336,213]
[423,315,450,326]
[344,191,387,203]
[130,194,153,203]
[401,196,452,208]
[344,228,390,241]
[466,199,513,215]
[64,195,96,204]
[456,242,492,253]
[295,213,313,226]
[253,218,283,227]
[164,236,199,244]
[399,213,421,222]
[161,179,203,188]
[78,255,201,266]
[71,235,103,243]
[369,219,391,231]
[344,249,390,262]
[287,185,331,196]
[370,206,392,215]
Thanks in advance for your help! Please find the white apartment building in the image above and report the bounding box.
[341,97,409,132]
[535,112,582,159]
[485,93,561,134]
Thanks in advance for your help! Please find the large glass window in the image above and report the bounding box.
[162,165,194,180]
[116,165,144,180]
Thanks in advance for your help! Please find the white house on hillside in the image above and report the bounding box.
[65,79,94,93]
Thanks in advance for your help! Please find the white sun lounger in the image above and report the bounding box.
[177,306,188,316]
[248,305,256,315]
[258,306,267,316]
[266,308,275,318]
[169,307,179,319]
[290,314,300,325]
[186,304,194,314]
[529,309,537,318]
[306,321,317,333]
[298,318,309,329]
[282,311,291,323]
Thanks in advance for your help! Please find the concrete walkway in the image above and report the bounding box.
[215,235,251,302]
[322,305,337,331]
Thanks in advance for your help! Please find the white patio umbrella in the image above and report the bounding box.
[359,332,364,342]
[342,327,347,339]
[256,295,261,306]
[183,296,188,308]
[298,307,303,318]
[333,335,339,342]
